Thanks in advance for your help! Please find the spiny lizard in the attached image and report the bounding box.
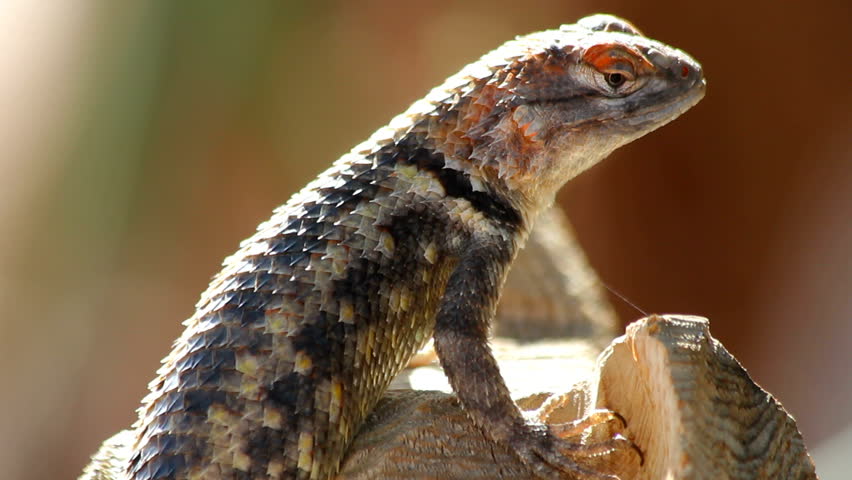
[81,14,705,480]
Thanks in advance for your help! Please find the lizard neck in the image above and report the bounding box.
[368,77,584,228]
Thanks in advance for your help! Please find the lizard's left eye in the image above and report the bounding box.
[583,44,648,96]
[592,66,637,96]
[605,72,626,88]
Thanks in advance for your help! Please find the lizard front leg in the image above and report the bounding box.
[433,242,625,480]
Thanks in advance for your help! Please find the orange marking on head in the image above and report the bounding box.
[518,121,535,137]
[583,43,655,74]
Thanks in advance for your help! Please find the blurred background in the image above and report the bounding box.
[1,1,849,478]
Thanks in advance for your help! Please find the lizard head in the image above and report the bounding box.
[498,15,705,207]
[415,15,706,214]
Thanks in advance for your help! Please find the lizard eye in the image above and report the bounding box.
[605,72,626,88]
[582,44,648,97]
[592,67,637,96]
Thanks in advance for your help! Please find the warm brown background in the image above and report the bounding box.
[1,1,849,479]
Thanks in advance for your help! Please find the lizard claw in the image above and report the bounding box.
[549,409,627,438]
[550,408,643,466]
[509,425,623,480]
[509,407,644,480]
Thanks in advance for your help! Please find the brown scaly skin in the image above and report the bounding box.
[82,14,705,480]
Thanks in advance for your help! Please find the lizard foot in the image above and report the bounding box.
[545,407,643,467]
[548,409,627,438]
[509,410,640,480]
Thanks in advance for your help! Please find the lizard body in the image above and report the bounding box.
[83,14,704,480]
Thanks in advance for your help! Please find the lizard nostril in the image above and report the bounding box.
[681,65,689,78]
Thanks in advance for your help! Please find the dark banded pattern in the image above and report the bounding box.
[398,145,524,230]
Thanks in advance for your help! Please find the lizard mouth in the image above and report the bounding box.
[595,73,706,134]
[520,72,705,133]
[625,77,706,131]
[520,77,705,136]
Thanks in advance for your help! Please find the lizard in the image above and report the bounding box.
[81,13,705,480]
